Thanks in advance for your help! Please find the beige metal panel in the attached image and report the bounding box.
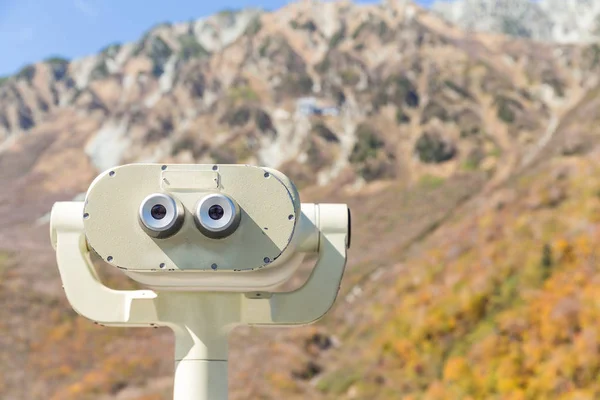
[84,164,298,272]
[122,253,306,292]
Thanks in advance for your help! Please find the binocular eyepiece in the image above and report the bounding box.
[139,192,241,239]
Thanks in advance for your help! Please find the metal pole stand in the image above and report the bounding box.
[169,293,234,400]
[50,202,348,400]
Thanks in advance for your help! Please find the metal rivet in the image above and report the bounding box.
[83,213,90,219]
[264,172,270,178]
[107,256,113,262]
[264,257,271,264]
[159,263,166,269]
[161,165,167,171]
[211,263,218,270]
[109,171,115,177]
[288,214,295,220]
[212,165,218,171]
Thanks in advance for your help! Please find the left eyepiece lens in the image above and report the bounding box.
[151,204,167,220]
[139,193,184,238]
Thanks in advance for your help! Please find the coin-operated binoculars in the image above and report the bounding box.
[50,164,350,400]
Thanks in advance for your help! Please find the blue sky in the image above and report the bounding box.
[0,0,434,77]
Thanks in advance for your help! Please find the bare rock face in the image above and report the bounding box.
[433,0,600,44]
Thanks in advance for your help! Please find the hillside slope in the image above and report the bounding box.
[0,1,600,399]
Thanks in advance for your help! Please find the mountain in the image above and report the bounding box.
[2,0,595,190]
[2,1,600,399]
[433,0,600,43]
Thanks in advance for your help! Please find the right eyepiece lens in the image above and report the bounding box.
[194,193,241,239]
[208,204,224,220]
[151,204,167,220]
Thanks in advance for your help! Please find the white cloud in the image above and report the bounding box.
[73,0,98,17]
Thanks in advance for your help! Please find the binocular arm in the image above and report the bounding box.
[51,202,160,326]
[51,202,348,328]
[241,204,349,325]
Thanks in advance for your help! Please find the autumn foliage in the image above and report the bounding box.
[322,157,600,399]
